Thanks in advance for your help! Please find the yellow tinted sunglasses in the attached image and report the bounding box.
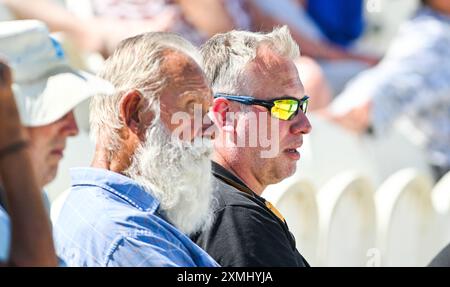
[214,93,309,121]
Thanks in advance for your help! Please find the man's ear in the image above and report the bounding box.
[211,97,233,131]
[119,90,153,138]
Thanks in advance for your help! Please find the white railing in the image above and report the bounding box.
[263,168,450,267]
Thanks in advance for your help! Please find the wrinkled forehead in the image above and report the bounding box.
[243,49,304,100]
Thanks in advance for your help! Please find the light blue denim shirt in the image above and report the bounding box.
[54,167,219,267]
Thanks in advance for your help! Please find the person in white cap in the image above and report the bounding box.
[0,19,113,265]
[0,20,113,189]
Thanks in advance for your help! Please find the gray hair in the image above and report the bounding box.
[200,26,299,95]
[90,32,202,154]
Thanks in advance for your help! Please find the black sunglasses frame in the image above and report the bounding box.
[214,93,309,120]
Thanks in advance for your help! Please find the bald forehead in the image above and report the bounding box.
[161,49,203,77]
[158,49,212,104]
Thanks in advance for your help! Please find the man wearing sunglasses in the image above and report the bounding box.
[191,27,312,266]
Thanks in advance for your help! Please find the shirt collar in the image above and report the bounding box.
[211,161,255,196]
[70,167,160,213]
[211,162,286,223]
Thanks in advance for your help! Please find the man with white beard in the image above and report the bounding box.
[53,32,218,267]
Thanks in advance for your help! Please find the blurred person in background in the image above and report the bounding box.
[321,0,450,181]
[0,60,57,267]
[191,27,312,266]
[54,32,218,267]
[0,0,251,57]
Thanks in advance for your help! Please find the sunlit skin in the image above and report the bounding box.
[427,0,450,15]
[212,45,312,195]
[158,50,214,142]
[26,111,79,188]
[91,49,215,174]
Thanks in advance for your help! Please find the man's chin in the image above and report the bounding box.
[283,165,297,180]
[271,160,297,184]
[42,167,58,188]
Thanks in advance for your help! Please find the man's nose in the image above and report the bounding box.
[60,111,79,137]
[290,111,312,135]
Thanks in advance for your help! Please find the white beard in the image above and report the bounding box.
[125,119,215,235]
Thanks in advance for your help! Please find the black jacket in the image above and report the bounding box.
[191,162,310,267]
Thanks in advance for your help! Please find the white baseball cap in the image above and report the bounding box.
[0,20,114,127]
